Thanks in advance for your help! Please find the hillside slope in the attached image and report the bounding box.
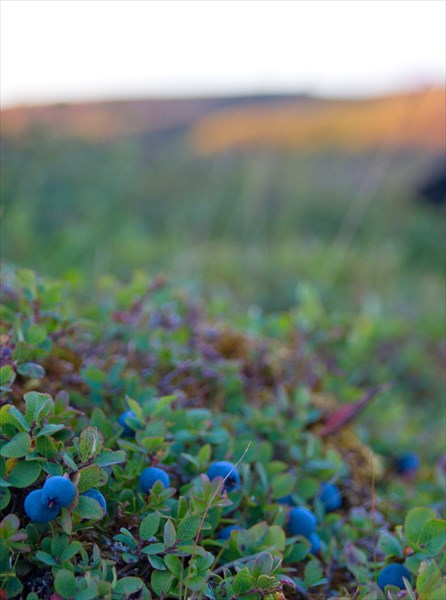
[2,89,444,154]
[190,88,445,154]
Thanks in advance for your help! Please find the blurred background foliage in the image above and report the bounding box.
[1,88,445,457]
[1,90,445,323]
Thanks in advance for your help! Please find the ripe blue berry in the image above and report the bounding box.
[277,495,295,506]
[288,507,317,537]
[308,532,321,555]
[24,489,60,523]
[217,525,243,540]
[42,476,75,508]
[140,466,170,493]
[377,564,412,590]
[207,461,240,491]
[118,410,137,437]
[396,452,420,476]
[318,482,342,512]
[82,488,107,516]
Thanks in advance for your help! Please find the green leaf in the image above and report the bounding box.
[24,391,53,425]
[36,436,59,460]
[76,495,105,520]
[140,512,161,540]
[233,567,253,594]
[153,395,175,416]
[79,427,103,461]
[35,550,57,566]
[378,532,403,558]
[264,525,286,552]
[42,460,63,476]
[418,519,446,555]
[94,450,126,468]
[26,323,47,345]
[0,432,32,458]
[0,513,20,534]
[0,405,30,432]
[4,575,23,598]
[61,451,78,471]
[77,465,103,493]
[148,554,166,570]
[164,554,182,577]
[257,574,278,589]
[0,365,15,386]
[287,539,310,562]
[54,569,77,599]
[416,560,442,595]
[17,362,45,379]
[163,519,176,547]
[197,443,211,465]
[12,341,31,362]
[405,508,438,549]
[177,515,201,541]
[60,507,72,536]
[0,488,10,510]
[7,460,41,488]
[114,577,144,596]
[60,541,82,562]
[16,269,37,295]
[271,473,295,499]
[151,571,173,596]
[126,397,143,421]
[141,542,165,555]
[51,533,69,558]
[252,551,274,577]
[304,559,324,587]
[35,423,65,438]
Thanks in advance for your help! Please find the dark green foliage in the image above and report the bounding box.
[0,269,444,599]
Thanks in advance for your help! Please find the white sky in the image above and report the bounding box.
[1,0,445,107]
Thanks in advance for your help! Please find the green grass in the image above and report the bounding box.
[1,131,444,323]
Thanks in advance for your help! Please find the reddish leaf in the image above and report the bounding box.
[318,385,391,437]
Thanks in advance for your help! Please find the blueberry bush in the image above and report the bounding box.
[0,268,444,599]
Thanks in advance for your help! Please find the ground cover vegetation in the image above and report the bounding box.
[0,268,444,599]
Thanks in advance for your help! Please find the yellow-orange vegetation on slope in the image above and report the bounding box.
[190,88,445,155]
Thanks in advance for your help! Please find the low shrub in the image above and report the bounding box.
[0,269,444,598]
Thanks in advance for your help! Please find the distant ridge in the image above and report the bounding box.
[1,89,444,153]
[0,94,320,141]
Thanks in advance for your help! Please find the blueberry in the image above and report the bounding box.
[41,476,75,508]
[207,461,240,491]
[140,467,170,493]
[396,452,420,475]
[217,525,243,540]
[288,507,317,537]
[277,495,295,506]
[377,564,412,590]
[82,488,107,516]
[118,410,137,437]
[318,483,342,512]
[24,489,60,523]
[308,532,321,555]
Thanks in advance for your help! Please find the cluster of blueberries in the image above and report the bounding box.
[139,458,337,555]
[121,411,416,591]
[24,476,106,523]
[22,411,404,591]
